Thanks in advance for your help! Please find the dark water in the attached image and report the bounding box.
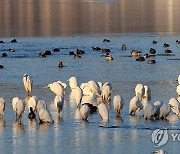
[1,0,180,154]
[1,0,180,37]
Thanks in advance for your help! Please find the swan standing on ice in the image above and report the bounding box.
[80,104,90,121]
[168,98,180,115]
[0,97,5,118]
[23,74,33,96]
[101,82,112,103]
[12,97,25,123]
[38,108,54,124]
[144,104,156,120]
[153,101,163,119]
[113,95,123,117]
[129,96,143,116]
[97,103,109,122]
[159,103,171,119]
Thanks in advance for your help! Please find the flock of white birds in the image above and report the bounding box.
[0,73,180,128]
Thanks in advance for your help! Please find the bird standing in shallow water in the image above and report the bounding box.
[28,107,36,120]
[0,97,5,118]
[113,95,124,117]
[23,74,33,97]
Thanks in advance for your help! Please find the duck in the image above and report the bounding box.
[74,54,81,59]
[11,39,17,43]
[28,107,36,120]
[103,39,110,42]
[121,44,126,50]
[105,53,113,61]
[136,57,145,62]
[53,48,60,52]
[147,59,156,64]
[58,61,64,68]
[131,50,141,57]
[165,49,172,53]
[45,50,51,55]
[152,40,157,44]
[149,48,156,55]
[2,53,7,57]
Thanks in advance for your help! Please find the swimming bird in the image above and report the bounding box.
[68,77,79,90]
[129,96,143,116]
[131,50,141,57]
[45,81,64,96]
[23,74,33,96]
[27,96,37,112]
[0,97,5,118]
[80,104,90,121]
[54,95,64,116]
[38,108,54,124]
[113,95,124,117]
[12,97,25,123]
[97,103,109,122]
[28,107,36,120]
[105,53,113,61]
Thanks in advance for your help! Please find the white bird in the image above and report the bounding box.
[23,74,33,96]
[36,100,47,113]
[38,108,54,123]
[101,82,112,102]
[57,80,67,90]
[178,75,180,85]
[27,96,37,112]
[135,83,145,100]
[88,80,101,96]
[0,97,5,118]
[144,104,156,120]
[12,97,25,122]
[159,103,171,119]
[129,96,143,116]
[113,95,124,116]
[97,82,103,91]
[168,98,180,115]
[151,149,168,154]
[143,85,151,100]
[97,103,109,122]
[45,81,64,96]
[54,95,64,116]
[80,104,90,121]
[154,101,163,118]
[176,85,180,101]
[74,87,83,108]
[68,77,78,90]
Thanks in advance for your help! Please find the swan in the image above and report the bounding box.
[12,97,25,122]
[23,74,33,96]
[54,95,64,116]
[0,97,5,118]
[113,95,123,116]
[154,101,163,118]
[80,104,90,121]
[27,96,37,112]
[143,85,151,100]
[129,96,143,116]
[88,80,101,96]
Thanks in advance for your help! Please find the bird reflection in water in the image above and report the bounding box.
[129,115,140,124]
[13,121,25,134]
[114,116,123,124]
[0,119,5,134]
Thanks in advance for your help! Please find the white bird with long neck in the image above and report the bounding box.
[159,103,171,119]
[12,97,25,123]
[144,104,156,120]
[80,104,90,121]
[54,95,64,116]
[129,96,143,116]
[97,103,109,122]
[27,96,37,112]
[38,108,54,124]
[23,74,33,96]
[68,77,79,91]
[0,97,5,118]
[135,83,145,101]
[36,100,47,113]
[168,98,180,115]
[87,80,101,96]
[101,82,112,103]
[143,85,151,100]
[74,87,83,108]
[45,81,64,96]
[113,95,124,117]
